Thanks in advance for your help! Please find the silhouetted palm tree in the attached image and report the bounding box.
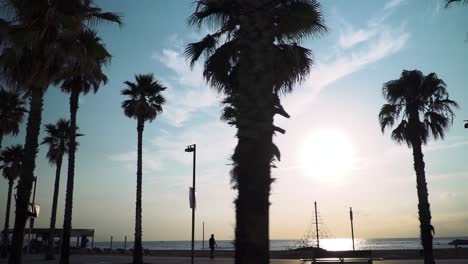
[0,2,76,262]
[0,1,120,262]
[445,0,468,7]
[58,29,114,264]
[41,119,81,260]
[0,87,27,151]
[121,74,166,264]
[379,70,458,264]
[186,1,326,262]
[0,145,23,258]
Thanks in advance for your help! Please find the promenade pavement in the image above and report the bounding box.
[1,255,468,264]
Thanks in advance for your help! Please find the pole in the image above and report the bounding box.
[28,177,37,254]
[191,144,196,264]
[202,221,205,251]
[124,235,127,250]
[314,201,319,249]
[110,236,113,250]
[350,207,355,251]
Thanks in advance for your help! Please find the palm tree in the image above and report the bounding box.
[121,74,166,264]
[41,119,81,260]
[58,29,115,264]
[186,1,326,262]
[0,145,23,258]
[0,87,27,151]
[0,1,120,263]
[0,2,77,262]
[379,70,458,264]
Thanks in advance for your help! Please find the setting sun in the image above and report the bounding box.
[300,130,356,180]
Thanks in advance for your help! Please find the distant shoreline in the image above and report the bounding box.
[89,237,468,251]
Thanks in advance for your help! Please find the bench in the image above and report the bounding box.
[300,250,374,263]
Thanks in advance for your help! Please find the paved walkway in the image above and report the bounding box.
[1,255,468,264]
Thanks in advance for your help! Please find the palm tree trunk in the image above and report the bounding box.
[45,154,63,260]
[59,88,79,264]
[133,117,144,264]
[234,2,275,264]
[0,131,3,151]
[1,181,14,258]
[411,138,435,264]
[9,87,44,264]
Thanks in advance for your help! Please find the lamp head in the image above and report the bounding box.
[185,144,195,152]
[465,120,468,129]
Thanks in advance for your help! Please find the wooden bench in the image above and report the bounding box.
[301,250,374,263]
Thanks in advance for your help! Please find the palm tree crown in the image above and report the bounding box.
[0,87,27,139]
[0,144,23,182]
[121,74,166,122]
[59,29,111,95]
[186,0,326,95]
[379,70,458,146]
[41,119,81,165]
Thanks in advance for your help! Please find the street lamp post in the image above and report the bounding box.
[350,207,355,251]
[185,144,196,264]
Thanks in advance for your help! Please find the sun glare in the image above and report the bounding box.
[300,130,356,180]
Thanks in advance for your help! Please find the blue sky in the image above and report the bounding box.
[1,0,468,243]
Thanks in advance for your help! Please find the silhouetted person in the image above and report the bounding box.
[80,235,89,249]
[209,234,217,259]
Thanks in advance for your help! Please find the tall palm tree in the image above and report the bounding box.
[121,74,166,264]
[41,119,80,260]
[58,29,115,264]
[0,87,27,151]
[379,70,458,264]
[0,1,120,263]
[186,1,326,262]
[0,144,23,258]
[0,2,76,262]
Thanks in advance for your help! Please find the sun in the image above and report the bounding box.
[299,129,356,180]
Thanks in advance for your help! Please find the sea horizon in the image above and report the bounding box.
[92,236,468,251]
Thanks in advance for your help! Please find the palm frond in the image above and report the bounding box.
[445,0,468,7]
[0,144,23,180]
[185,34,217,68]
[0,86,27,136]
[203,40,237,94]
[188,0,234,31]
[378,104,401,132]
[275,0,327,42]
[423,111,449,140]
[391,120,410,146]
[273,43,313,94]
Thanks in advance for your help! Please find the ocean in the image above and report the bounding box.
[92,237,467,251]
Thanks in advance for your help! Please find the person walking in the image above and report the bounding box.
[208,234,217,259]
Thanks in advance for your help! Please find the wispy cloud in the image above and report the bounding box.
[338,28,378,49]
[151,45,220,127]
[283,3,410,115]
[425,139,468,152]
[109,148,164,172]
[384,0,406,10]
[110,120,236,173]
[153,49,204,88]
